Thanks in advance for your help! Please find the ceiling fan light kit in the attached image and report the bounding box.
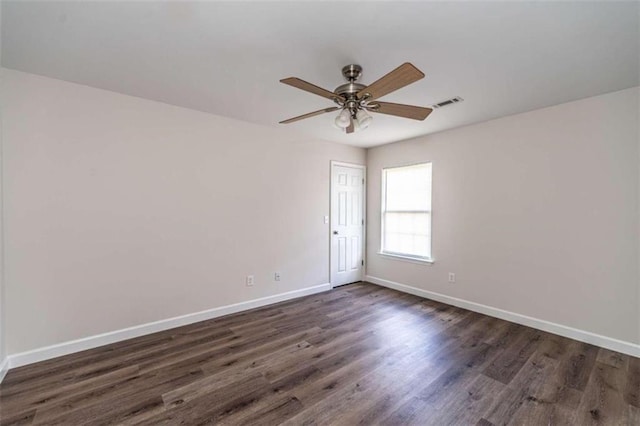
[355,109,372,129]
[335,108,351,129]
[279,62,434,134]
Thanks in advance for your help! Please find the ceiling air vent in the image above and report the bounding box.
[432,96,464,109]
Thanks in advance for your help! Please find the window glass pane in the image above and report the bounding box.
[383,212,431,258]
[382,163,432,259]
[385,163,431,211]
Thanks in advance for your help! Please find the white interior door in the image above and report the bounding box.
[331,162,365,287]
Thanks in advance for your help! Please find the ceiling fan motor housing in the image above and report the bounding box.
[335,64,365,98]
[341,64,362,82]
[334,82,366,97]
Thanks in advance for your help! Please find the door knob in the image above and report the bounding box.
[333,231,339,235]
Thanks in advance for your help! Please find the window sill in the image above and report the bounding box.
[377,252,434,265]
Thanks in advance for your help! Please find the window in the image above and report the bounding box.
[381,162,432,261]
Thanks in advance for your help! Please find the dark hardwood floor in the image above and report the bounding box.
[1,282,638,425]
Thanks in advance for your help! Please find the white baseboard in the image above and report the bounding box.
[7,283,331,370]
[365,275,640,358]
[0,356,8,384]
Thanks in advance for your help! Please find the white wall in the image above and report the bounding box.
[0,76,4,373]
[2,69,365,355]
[367,87,640,345]
[0,2,7,377]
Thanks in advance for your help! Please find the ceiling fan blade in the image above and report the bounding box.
[280,77,342,101]
[346,117,355,134]
[358,63,425,101]
[279,107,340,124]
[373,101,433,121]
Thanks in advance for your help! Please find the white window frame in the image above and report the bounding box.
[379,162,434,264]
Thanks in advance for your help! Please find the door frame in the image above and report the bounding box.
[330,160,367,289]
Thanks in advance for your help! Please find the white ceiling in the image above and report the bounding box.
[2,1,638,148]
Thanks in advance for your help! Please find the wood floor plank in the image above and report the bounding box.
[162,338,315,408]
[30,361,204,424]
[565,341,599,391]
[573,361,628,425]
[1,281,637,425]
[218,368,325,425]
[629,404,640,425]
[283,344,403,410]
[138,373,273,425]
[536,331,573,361]
[280,345,426,426]
[227,394,303,426]
[380,336,502,424]
[522,340,588,417]
[487,346,561,425]
[309,319,500,426]
[597,347,628,370]
[198,327,323,375]
[0,408,37,426]
[0,326,234,399]
[625,356,640,408]
[0,365,140,420]
[431,373,505,425]
[135,325,284,374]
[482,327,543,385]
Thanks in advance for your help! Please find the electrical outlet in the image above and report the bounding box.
[324,216,329,224]
[274,272,281,281]
[246,275,254,286]
[448,273,456,283]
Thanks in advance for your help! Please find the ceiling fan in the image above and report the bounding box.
[279,63,432,133]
